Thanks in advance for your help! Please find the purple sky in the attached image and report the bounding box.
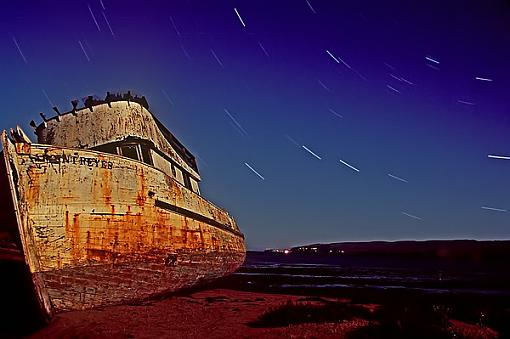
[1,0,510,249]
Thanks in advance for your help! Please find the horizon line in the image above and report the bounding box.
[248,237,510,251]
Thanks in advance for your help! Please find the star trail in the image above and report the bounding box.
[1,0,509,249]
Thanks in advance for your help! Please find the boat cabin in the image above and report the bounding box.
[33,92,201,195]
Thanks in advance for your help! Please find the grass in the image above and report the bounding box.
[249,299,371,328]
[249,299,505,338]
[348,303,454,339]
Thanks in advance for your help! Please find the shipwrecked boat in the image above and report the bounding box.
[0,92,246,319]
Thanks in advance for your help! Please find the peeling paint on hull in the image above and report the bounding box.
[1,130,245,318]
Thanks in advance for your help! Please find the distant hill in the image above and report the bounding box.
[268,240,510,263]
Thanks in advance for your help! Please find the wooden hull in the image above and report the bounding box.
[1,133,245,317]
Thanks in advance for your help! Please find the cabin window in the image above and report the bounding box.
[183,174,191,190]
[117,144,141,161]
[151,149,172,177]
[174,166,185,186]
[140,145,153,165]
[94,143,118,156]
[94,142,153,165]
[190,177,201,195]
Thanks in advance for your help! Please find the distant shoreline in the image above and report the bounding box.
[262,240,510,264]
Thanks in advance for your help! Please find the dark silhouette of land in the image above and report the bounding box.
[269,240,510,263]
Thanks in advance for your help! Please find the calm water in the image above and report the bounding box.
[223,252,510,297]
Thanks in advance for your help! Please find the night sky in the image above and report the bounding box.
[1,1,509,250]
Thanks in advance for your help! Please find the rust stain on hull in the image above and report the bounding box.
[0,95,246,319]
